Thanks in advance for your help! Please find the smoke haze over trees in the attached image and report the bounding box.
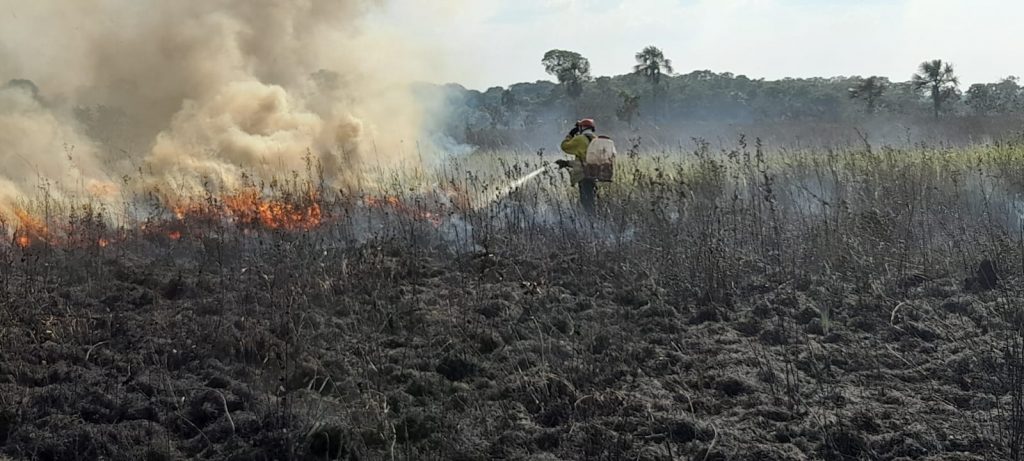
[416,51,1024,151]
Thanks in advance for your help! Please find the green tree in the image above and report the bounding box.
[912,59,959,119]
[991,76,1022,113]
[965,84,997,115]
[541,50,592,100]
[616,91,641,129]
[483,102,505,129]
[500,89,517,112]
[965,77,1022,115]
[848,76,887,114]
[500,89,518,127]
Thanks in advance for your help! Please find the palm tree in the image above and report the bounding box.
[634,46,673,117]
[848,76,887,114]
[912,60,959,119]
[634,46,674,92]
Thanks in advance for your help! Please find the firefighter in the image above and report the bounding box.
[556,118,598,213]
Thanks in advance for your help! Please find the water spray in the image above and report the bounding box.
[470,165,553,211]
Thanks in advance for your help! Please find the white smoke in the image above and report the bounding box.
[0,83,116,215]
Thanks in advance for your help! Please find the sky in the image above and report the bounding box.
[370,0,1024,90]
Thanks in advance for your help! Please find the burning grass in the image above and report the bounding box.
[170,189,324,231]
[11,208,48,248]
[5,182,466,249]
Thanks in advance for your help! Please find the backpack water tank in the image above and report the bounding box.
[585,136,615,182]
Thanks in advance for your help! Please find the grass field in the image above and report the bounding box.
[3,137,1024,460]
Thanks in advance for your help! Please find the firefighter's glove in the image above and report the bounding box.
[554,159,571,169]
[568,126,581,137]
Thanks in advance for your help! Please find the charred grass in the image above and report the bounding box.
[4,138,1024,459]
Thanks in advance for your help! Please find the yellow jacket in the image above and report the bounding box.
[560,132,594,184]
[560,132,594,162]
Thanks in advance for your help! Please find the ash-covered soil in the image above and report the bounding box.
[0,236,1016,460]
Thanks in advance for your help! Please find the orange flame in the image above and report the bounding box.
[363,195,444,227]
[166,189,323,231]
[222,190,322,230]
[365,196,401,207]
[13,208,51,248]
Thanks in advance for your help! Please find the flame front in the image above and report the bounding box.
[166,188,323,231]
[5,189,456,249]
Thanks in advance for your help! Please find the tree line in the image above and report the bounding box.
[416,47,1024,148]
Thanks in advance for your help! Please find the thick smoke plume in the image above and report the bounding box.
[0,0,426,217]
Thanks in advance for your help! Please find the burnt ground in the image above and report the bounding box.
[0,233,1019,460]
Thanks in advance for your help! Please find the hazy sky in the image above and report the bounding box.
[371,0,1023,90]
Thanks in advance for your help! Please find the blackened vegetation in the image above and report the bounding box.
[966,259,1000,292]
[0,233,1016,460]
